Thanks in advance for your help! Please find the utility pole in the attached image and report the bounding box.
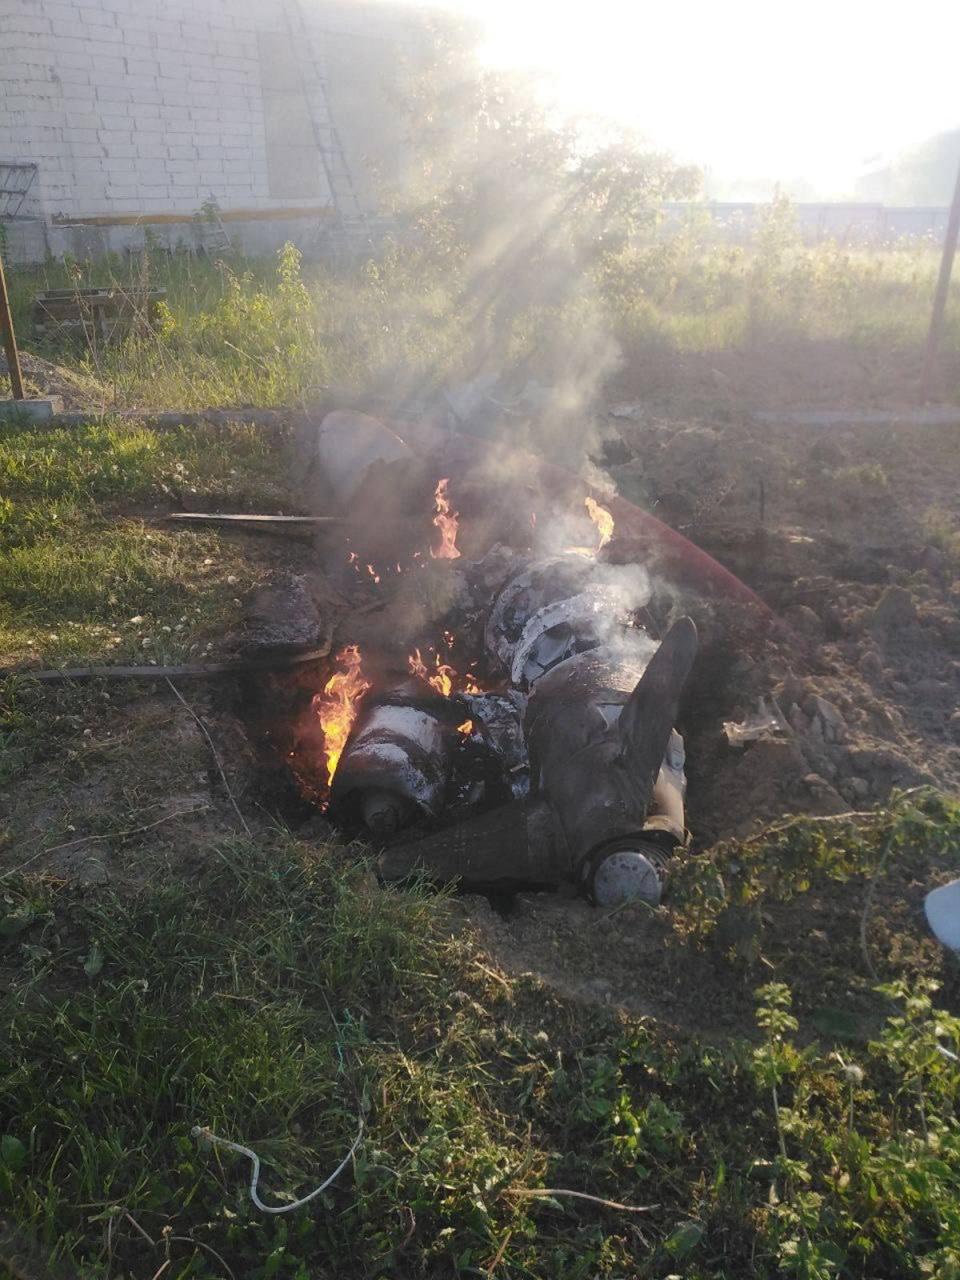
[920,156,960,402]
[0,246,25,401]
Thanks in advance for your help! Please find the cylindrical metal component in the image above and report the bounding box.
[485,555,595,673]
[331,694,458,831]
[525,618,697,875]
[361,788,414,834]
[592,849,663,908]
[378,798,569,890]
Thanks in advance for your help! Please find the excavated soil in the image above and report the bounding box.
[461,401,960,1021]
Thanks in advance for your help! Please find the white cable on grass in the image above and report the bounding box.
[191,1117,363,1214]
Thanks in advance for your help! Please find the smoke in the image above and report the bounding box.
[385,17,696,485]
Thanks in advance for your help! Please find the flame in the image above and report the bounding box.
[430,478,461,560]
[464,673,481,694]
[457,719,474,735]
[315,645,371,787]
[408,647,457,697]
[366,563,381,584]
[585,496,614,552]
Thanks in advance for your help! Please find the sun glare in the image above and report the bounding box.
[439,0,960,197]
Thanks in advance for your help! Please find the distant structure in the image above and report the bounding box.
[661,202,952,244]
[0,0,427,263]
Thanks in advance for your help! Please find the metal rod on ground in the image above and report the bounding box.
[0,248,25,400]
[920,156,960,402]
[164,512,347,526]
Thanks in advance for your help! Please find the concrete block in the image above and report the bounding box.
[0,398,64,422]
[56,48,96,69]
[96,83,136,102]
[63,126,100,143]
[97,128,133,145]
[83,23,123,42]
[44,3,86,26]
[57,67,93,84]
[24,108,66,127]
[61,110,102,128]
[124,58,157,77]
[7,16,54,35]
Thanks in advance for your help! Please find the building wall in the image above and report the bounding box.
[0,0,423,260]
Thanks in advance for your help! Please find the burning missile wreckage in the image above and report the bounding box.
[250,410,732,910]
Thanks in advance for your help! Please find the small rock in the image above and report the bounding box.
[241,573,325,656]
[919,545,946,577]
[859,650,883,680]
[788,705,810,734]
[867,585,917,633]
[915,678,953,702]
[77,857,109,887]
[784,603,823,636]
[846,776,870,801]
[802,693,847,743]
[803,772,831,791]
[781,675,806,706]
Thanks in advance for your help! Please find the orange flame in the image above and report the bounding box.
[430,478,461,560]
[408,647,457,697]
[315,645,371,787]
[457,719,474,735]
[585,496,614,553]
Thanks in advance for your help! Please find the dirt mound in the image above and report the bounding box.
[0,349,104,410]
[455,405,959,1011]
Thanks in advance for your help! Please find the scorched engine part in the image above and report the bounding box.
[331,689,460,833]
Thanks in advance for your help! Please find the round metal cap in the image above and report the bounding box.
[591,850,662,908]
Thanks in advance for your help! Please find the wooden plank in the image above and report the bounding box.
[51,205,336,227]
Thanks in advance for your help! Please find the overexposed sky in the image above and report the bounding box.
[431,0,960,195]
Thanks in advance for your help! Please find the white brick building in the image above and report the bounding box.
[0,0,425,262]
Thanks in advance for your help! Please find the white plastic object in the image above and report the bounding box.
[924,879,960,951]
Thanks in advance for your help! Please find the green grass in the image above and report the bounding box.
[0,416,288,667]
[1,798,959,1277]
[9,243,475,410]
[3,215,960,1279]
[8,225,959,414]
